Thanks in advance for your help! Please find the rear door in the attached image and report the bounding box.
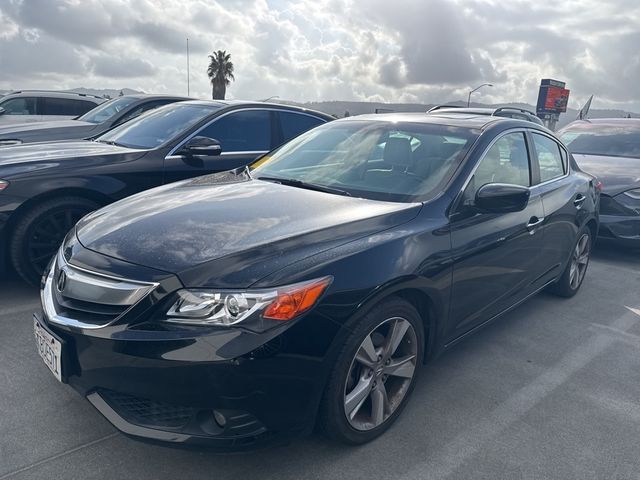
[162,108,275,183]
[528,130,583,282]
[448,130,547,340]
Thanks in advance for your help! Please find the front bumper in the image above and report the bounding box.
[598,214,640,246]
[41,309,327,449]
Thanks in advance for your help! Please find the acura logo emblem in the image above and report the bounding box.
[56,270,67,293]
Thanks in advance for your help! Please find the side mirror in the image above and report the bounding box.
[180,136,222,157]
[475,183,530,213]
[0,107,5,115]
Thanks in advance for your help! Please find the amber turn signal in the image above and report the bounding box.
[263,276,332,321]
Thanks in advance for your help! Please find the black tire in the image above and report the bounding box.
[9,196,99,286]
[318,297,424,444]
[548,226,592,298]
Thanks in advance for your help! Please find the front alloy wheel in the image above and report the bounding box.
[344,317,418,431]
[319,297,423,444]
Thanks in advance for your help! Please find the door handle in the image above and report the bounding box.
[526,216,544,233]
[574,194,586,208]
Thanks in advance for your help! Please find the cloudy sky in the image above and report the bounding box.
[1,0,639,111]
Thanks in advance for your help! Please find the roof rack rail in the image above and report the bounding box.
[493,106,538,116]
[8,90,104,100]
[427,105,464,113]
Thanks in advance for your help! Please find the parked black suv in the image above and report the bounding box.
[34,112,598,449]
[0,100,332,283]
[0,95,191,146]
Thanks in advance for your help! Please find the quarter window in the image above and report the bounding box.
[199,110,271,152]
[532,133,565,182]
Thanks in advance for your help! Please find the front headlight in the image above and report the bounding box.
[622,188,640,200]
[165,276,332,328]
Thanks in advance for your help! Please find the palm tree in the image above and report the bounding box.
[207,50,235,100]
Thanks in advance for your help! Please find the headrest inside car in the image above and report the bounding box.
[383,137,412,168]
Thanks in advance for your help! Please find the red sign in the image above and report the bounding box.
[544,87,570,113]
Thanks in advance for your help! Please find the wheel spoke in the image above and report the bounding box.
[345,377,372,419]
[355,334,378,368]
[383,354,416,379]
[577,253,589,265]
[384,319,410,358]
[370,384,389,427]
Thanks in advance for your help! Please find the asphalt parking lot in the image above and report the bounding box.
[1,243,639,480]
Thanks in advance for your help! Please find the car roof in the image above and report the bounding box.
[337,111,527,130]
[3,90,105,102]
[563,118,640,129]
[177,99,333,119]
[120,94,193,101]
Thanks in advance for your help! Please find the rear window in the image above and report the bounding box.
[40,98,97,116]
[559,123,640,158]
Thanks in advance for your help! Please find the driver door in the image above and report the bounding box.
[447,131,547,342]
[163,109,274,183]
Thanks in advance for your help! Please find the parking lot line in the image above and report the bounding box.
[398,307,640,480]
[0,433,119,480]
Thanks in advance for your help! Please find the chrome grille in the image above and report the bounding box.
[42,251,158,329]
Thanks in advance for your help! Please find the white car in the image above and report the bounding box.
[0,91,105,125]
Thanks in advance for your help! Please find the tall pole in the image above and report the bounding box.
[186,38,190,96]
[467,83,493,107]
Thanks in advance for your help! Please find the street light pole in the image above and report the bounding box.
[186,38,190,97]
[467,83,493,107]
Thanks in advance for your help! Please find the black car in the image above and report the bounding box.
[558,118,640,246]
[0,100,332,283]
[0,94,191,146]
[34,113,598,449]
[428,105,545,126]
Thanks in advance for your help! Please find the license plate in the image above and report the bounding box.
[34,316,63,382]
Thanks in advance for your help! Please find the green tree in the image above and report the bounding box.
[207,50,235,100]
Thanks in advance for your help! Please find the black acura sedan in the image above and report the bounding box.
[559,118,640,246]
[34,113,598,449]
[0,94,191,147]
[0,100,332,283]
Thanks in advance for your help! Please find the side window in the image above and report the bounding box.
[40,98,76,116]
[532,133,565,183]
[1,97,37,115]
[199,110,271,152]
[278,112,325,142]
[115,101,170,125]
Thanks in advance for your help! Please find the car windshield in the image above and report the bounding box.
[96,103,219,149]
[78,96,138,124]
[251,120,477,202]
[560,123,640,159]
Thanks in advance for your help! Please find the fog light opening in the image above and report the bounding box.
[213,410,227,427]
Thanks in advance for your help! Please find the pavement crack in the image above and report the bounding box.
[0,433,119,480]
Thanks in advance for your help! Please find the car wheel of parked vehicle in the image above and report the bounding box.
[549,227,592,298]
[10,196,99,285]
[319,297,424,444]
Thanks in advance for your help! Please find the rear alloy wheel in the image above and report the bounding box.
[549,227,592,298]
[319,298,423,444]
[9,197,99,285]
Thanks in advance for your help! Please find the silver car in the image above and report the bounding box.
[0,90,105,125]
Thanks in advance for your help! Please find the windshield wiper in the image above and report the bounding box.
[95,139,124,147]
[256,176,351,197]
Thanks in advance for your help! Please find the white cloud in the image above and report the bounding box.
[0,0,639,111]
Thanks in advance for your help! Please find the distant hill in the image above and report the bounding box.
[286,100,640,129]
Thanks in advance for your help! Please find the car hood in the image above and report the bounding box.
[0,119,93,134]
[573,153,640,195]
[0,140,142,167]
[76,172,422,287]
